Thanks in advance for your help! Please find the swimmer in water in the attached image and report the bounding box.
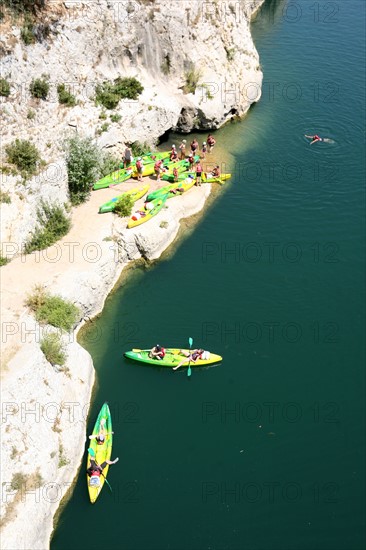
[305,134,323,145]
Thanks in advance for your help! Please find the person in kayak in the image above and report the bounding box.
[305,134,323,145]
[172,349,206,370]
[149,345,166,360]
[211,165,221,177]
[88,418,114,445]
[87,457,119,487]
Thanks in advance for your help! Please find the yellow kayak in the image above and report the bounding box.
[202,173,232,185]
[86,403,112,504]
[127,195,168,228]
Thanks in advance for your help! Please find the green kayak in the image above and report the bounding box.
[124,348,222,368]
[146,176,195,201]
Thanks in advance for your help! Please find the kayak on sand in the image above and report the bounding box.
[99,185,149,213]
[124,348,222,368]
[146,176,195,202]
[127,195,168,228]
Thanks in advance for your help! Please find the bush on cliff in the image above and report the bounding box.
[65,136,100,205]
[40,333,66,366]
[24,201,71,254]
[95,77,144,109]
[26,286,80,332]
[29,77,49,99]
[57,83,77,107]
[65,135,120,204]
[5,139,40,174]
[1,0,46,15]
[0,77,10,97]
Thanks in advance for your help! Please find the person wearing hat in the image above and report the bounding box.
[179,139,187,160]
[149,344,166,360]
[88,418,114,445]
[188,153,195,170]
[136,156,144,181]
[170,146,178,161]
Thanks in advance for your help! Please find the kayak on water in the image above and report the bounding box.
[86,402,113,504]
[146,176,195,202]
[124,348,222,368]
[201,172,232,185]
[127,195,168,228]
[99,185,149,213]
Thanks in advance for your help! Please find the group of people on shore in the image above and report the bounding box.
[122,133,218,187]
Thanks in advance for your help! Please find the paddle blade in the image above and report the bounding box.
[87,447,96,457]
[187,365,192,377]
[189,337,193,347]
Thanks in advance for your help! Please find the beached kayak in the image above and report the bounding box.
[93,167,134,190]
[161,171,196,183]
[146,177,195,201]
[93,152,170,190]
[124,348,222,368]
[201,172,232,184]
[127,195,168,228]
[86,402,113,504]
[99,185,149,213]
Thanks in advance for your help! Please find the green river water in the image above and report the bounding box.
[52,1,365,549]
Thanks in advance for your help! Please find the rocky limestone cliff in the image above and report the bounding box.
[1,0,264,252]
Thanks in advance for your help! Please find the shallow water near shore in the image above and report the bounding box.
[52,2,365,549]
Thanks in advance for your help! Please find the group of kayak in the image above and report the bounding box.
[93,148,231,227]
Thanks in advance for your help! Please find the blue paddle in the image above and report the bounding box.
[87,447,113,492]
[187,337,193,377]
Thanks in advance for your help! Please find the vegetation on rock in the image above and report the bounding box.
[26,286,79,332]
[5,139,40,174]
[114,195,134,218]
[24,201,71,254]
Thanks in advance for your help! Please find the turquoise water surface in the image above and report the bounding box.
[52,2,365,549]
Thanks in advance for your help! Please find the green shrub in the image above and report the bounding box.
[40,333,66,365]
[131,141,150,157]
[183,68,202,94]
[113,77,144,100]
[27,109,36,119]
[5,139,40,174]
[0,190,11,203]
[21,18,35,44]
[0,77,10,97]
[95,77,143,109]
[99,110,107,120]
[26,287,79,331]
[57,83,76,106]
[65,135,100,205]
[24,201,71,253]
[114,194,134,217]
[110,113,121,123]
[29,77,49,99]
[0,254,9,267]
[98,153,121,178]
[161,54,171,75]
[1,0,46,15]
[36,296,79,331]
[95,82,120,109]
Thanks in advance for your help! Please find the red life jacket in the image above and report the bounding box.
[136,160,142,170]
[154,160,162,170]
